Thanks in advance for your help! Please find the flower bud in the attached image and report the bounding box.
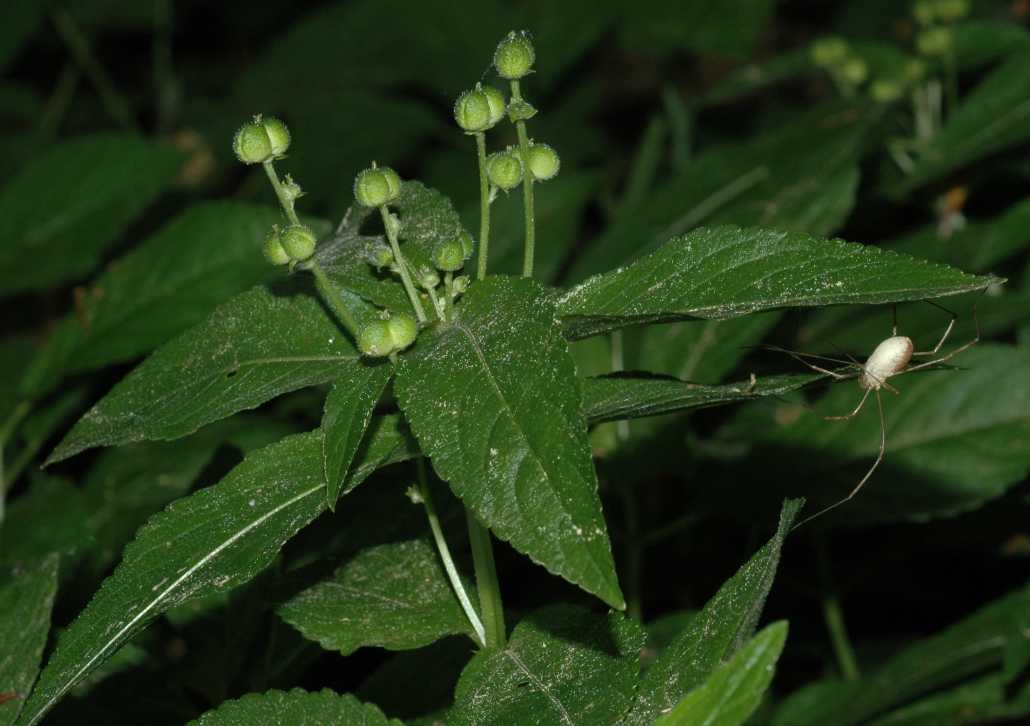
[810,37,849,68]
[458,229,474,258]
[917,27,953,56]
[434,238,466,272]
[388,313,418,351]
[261,116,291,156]
[525,143,560,181]
[419,267,440,289]
[486,150,523,191]
[870,79,904,103]
[233,118,272,164]
[262,227,290,266]
[838,57,868,86]
[936,0,970,23]
[454,87,493,133]
[452,275,470,294]
[365,242,394,270]
[494,31,535,80]
[280,225,317,262]
[358,319,394,357]
[354,165,402,207]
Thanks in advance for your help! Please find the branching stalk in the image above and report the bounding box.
[475,132,492,280]
[510,80,536,278]
[379,206,428,323]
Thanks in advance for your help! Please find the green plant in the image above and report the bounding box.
[3,2,1030,725]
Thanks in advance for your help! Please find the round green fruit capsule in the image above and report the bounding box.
[870,78,904,103]
[454,88,493,132]
[526,143,560,181]
[233,119,272,164]
[839,57,868,86]
[810,37,849,68]
[481,85,506,126]
[261,116,290,156]
[434,238,466,272]
[494,31,535,80]
[358,319,395,358]
[262,227,290,266]
[354,165,402,207]
[917,27,953,56]
[280,225,317,261]
[486,150,523,191]
[388,313,418,351]
[936,0,970,23]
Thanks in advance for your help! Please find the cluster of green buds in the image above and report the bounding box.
[357,311,418,358]
[233,115,290,164]
[912,0,967,57]
[263,224,317,265]
[809,36,868,95]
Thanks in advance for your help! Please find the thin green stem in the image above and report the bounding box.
[475,132,491,281]
[510,80,536,278]
[152,0,176,133]
[467,512,506,648]
[424,282,446,321]
[308,261,359,339]
[0,400,33,525]
[444,271,454,320]
[51,10,138,132]
[417,459,486,647]
[262,161,301,226]
[39,63,80,138]
[379,206,428,324]
[817,538,860,680]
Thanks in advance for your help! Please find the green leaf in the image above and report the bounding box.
[626,498,802,725]
[628,313,782,389]
[187,689,401,726]
[559,226,995,340]
[952,19,1030,71]
[569,102,868,282]
[893,49,1030,195]
[0,135,181,296]
[0,555,58,726]
[699,48,811,107]
[654,621,788,726]
[723,344,1030,525]
[17,423,414,726]
[395,277,624,609]
[865,671,1030,726]
[1,476,90,568]
[278,539,474,655]
[449,605,646,726]
[617,0,774,58]
[20,203,287,399]
[323,362,393,509]
[46,284,360,464]
[582,372,822,425]
[772,582,1030,726]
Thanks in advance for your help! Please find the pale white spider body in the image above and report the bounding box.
[860,335,914,390]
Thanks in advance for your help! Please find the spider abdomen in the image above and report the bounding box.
[861,335,914,389]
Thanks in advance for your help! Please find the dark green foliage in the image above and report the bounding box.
[4,2,1030,724]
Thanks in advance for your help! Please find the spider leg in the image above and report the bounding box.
[825,387,871,421]
[904,304,979,372]
[764,346,856,379]
[792,389,886,531]
[763,345,857,368]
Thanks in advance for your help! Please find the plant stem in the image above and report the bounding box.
[262,161,301,226]
[39,63,80,138]
[417,459,486,647]
[509,80,536,278]
[817,538,860,680]
[379,206,428,324]
[466,512,506,648]
[475,132,491,280]
[0,400,33,526]
[308,261,359,338]
[444,271,454,320]
[51,10,139,132]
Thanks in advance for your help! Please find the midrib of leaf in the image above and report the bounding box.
[22,481,324,726]
[453,318,613,589]
[505,649,574,725]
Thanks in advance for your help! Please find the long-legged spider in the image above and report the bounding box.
[769,302,979,530]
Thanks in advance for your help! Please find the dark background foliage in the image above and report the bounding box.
[2,1,1029,724]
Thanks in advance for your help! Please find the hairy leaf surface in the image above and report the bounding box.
[559,226,994,340]
[396,276,623,609]
[449,605,645,726]
[188,689,401,726]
